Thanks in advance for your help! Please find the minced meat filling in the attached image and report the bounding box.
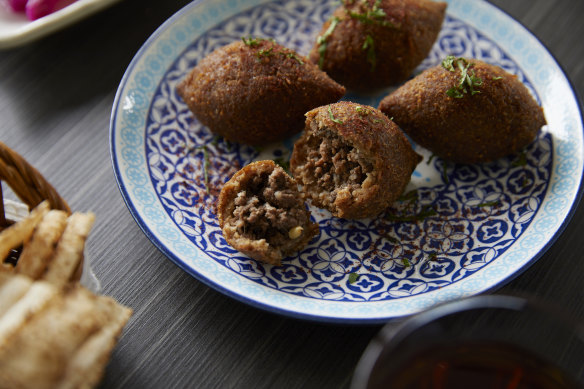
[232,168,307,247]
[304,129,371,203]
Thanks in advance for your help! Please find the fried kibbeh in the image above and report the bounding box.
[290,102,421,219]
[310,0,447,91]
[177,38,345,145]
[217,160,319,265]
[378,57,547,163]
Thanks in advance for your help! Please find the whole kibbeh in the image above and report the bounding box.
[217,160,319,265]
[290,102,421,219]
[378,56,547,163]
[177,38,345,145]
[310,0,447,91]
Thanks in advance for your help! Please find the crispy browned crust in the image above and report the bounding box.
[177,39,346,145]
[378,59,547,163]
[309,0,447,91]
[217,160,318,265]
[290,101,421,219]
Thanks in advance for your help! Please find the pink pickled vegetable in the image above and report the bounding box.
[5,0,28,12]
[4,0,78,20]
[25,0,59,20]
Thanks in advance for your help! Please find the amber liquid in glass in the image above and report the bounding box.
[377,342,582,389]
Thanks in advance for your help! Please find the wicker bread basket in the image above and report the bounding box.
[0,141,88,282]
[0,141,70,218]
[0,144,127,389]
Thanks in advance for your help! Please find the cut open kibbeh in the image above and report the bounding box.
[290,102,421,219]
[217,160,319,265]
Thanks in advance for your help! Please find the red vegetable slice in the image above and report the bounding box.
[25,0,59,20]
[5,0,28,12]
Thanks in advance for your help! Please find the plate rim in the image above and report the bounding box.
[472,0,584,296]
[0,0,121,49]
[109,0,584,324]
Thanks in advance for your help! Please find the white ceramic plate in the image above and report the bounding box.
[110,0,584,323]
[0,0,120,49]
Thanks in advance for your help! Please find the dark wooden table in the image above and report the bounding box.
[1,0,582,387]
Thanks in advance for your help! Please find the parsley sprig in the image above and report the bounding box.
[284,52,304,65]
[182,143,211,191]
[385,205,437,222]
[477,200,501,208]
[328,106,343,124]
[243,37,304,64]
[441,56,483,98]
[316,16,340,68]
[255,47,274,60]
[512,151,528,167]
[202,147,210,188]
[242,36,262,47]
[362,34,376,71]
[273,157,290,172]
[346,0,394,27]
[355,106,370,116]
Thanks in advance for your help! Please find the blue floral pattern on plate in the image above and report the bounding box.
[111,0,583,323]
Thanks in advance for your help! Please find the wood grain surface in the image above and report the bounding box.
[0,0,582,388]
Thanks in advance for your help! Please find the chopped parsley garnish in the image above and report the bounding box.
[362,34,376,72]
[512,152,528,167]
[328,106,343,124]
[347,0,394,27]
[213,135,233,152]
[242,36,276,47]
[441,55,457,72]
[316,16,340,68]
[202,146,210,188]
[355,105,370,116]
[382,234,399,244]
[255,47,274,60]
[348,272,360,284]
[398,189,417,203]
[242,36,261,47]
[441,56,483,98]
[477,200,501,208]
[246,40,304,65]
[442,160,450,184]
[283,52,304,65]
[428,252,438,261]
[427,153,436,165]
[385,205,437,222]
[274,157,290,172]
[402,258,411,268]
